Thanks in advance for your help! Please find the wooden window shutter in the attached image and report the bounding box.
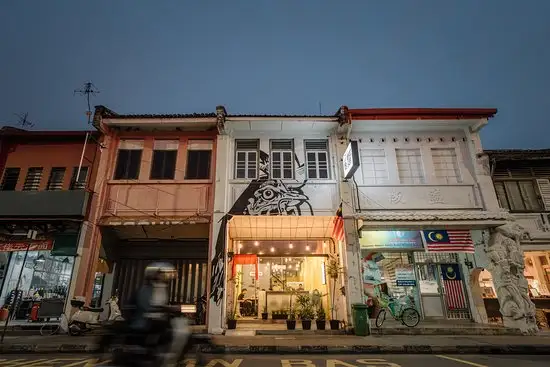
[536,178,550,210]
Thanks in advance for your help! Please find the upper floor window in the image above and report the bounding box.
[360,149,388,185]
[114,140,143,180]
[432,148,461,184]
[70,167,89,190]
[305,140,329,179]
[23,167,43,191]
[46,167,66,190]
[185,140,212,179]
[396,149,425,184]
[494,180,542,211]
[235,139,259,179]
[0,168,20,191]
[271,140,294,179]
[150,140,178,180]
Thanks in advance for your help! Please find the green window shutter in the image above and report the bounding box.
[51,233,79,256]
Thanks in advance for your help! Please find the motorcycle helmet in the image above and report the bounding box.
[144,262,177,283]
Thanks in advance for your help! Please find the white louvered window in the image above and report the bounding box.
[271,140,294,179]
[305,140,329,179]
[23,167,43,191]
[396,149,425,184]
[235,140,259,179]
[432,148,461,184]
[536,179,550,210]
[360,149,389,185]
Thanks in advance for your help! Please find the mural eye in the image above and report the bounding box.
[262,189,275,200]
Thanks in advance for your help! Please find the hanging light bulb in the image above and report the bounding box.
[259,251,264,255]
[254,241,259,246]
[289,243,293,249]
[323,241,327,247]
[270,247,275,253]
[305,245,311,251]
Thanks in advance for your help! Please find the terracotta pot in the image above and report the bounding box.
[0,308,8,322]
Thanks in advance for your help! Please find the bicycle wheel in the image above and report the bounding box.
[40,323,60,336]
[401,307,420,327]
[375,309,386,328]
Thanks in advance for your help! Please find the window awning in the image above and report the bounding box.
[232,254,259,280]
[228,215,336,240]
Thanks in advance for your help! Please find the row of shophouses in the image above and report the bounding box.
[0,105,548,335]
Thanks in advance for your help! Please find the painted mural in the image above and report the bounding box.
[210,149,313,304]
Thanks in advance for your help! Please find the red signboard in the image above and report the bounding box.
[0,240,53,252]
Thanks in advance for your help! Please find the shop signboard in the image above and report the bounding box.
[0,240,53,252]
[342,140,360,179]
[395,265,417,286]
[359,231,424,251]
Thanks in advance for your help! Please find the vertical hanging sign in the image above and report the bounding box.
[342,140,360,179]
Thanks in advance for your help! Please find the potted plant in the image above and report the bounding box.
[226,310,237,330]
[316,307,326,330]
[286,308,296,330]
[261,306,268,320]
[296,293,315,330]
[272,309,288,320]
[326,257,343,330]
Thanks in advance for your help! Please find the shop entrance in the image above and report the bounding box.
[229,240,331,323]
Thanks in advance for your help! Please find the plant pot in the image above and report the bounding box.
[329,319,340,330]
[0,308,8,322]
[273,314,288,320]
[301,320,312,330]
[227,319,237,330]
[286,320,296,330]
[261,313,268,320]
[316,320,326,330]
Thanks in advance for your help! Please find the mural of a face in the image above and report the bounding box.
[246,180,312,215]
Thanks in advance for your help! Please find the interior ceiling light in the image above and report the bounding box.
[254,241,259,246]
[289,243,293,248]
[259,251,264,255]
[306,245,311,251]
[270,247,275,253]
[323,241,327,247]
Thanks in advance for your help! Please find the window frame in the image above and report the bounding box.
[185,140,213,180]
[150,140,179,180]
[494,179,543,212]
[360,148,389,185]
[0,167,21,191]
[304,140,330,180]
[431,148,462,184]
[234,139,260,179]
[70,166,89,190]
[22,167,44,191]
[395,148,426,184]
[113,140,144,180]
[46,167,66,191]
[270,139,294,180]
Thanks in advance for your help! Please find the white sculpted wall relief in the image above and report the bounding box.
[486,223,537,334]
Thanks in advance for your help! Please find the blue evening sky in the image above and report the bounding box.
[1,1,549,149]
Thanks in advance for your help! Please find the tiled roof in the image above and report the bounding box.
[228,114,337,118]
[95,105,215,119]
[485,149,550,160]
[353,210,510,222]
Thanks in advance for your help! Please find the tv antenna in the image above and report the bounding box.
[14,112,35,128]
[74,82,100,124]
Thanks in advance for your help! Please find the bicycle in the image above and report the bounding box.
[375,294,420,328]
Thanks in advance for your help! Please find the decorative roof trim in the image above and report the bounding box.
[349,108,497,120]
[352,210,511,222]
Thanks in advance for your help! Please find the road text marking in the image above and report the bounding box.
[435,355,488,367]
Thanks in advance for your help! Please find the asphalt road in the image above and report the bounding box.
[0,354,549,367]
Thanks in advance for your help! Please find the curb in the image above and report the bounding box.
[1,344,550,355]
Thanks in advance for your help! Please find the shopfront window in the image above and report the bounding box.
[524,251,550,298]
[230,240,330,319]
[0,251,74,319]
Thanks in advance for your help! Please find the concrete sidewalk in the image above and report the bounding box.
[1,334,550,355]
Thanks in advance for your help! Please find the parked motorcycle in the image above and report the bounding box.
[68,295,123,336]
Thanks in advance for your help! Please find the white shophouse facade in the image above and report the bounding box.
[338,107,532,329]
[207,107,348,333]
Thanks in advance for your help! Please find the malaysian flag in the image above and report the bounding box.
[332,203,345,243]
[421,230,474,253]
[441,264,467,310]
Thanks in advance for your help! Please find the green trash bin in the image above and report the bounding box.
[352,303,370,336]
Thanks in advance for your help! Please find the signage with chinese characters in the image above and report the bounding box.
[342,140,360,179]
[0,240,53,252]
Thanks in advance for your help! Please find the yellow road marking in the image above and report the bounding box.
[435,355,488,367]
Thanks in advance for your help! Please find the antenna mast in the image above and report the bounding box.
[74,81,100,124]
[14,112,35,129]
